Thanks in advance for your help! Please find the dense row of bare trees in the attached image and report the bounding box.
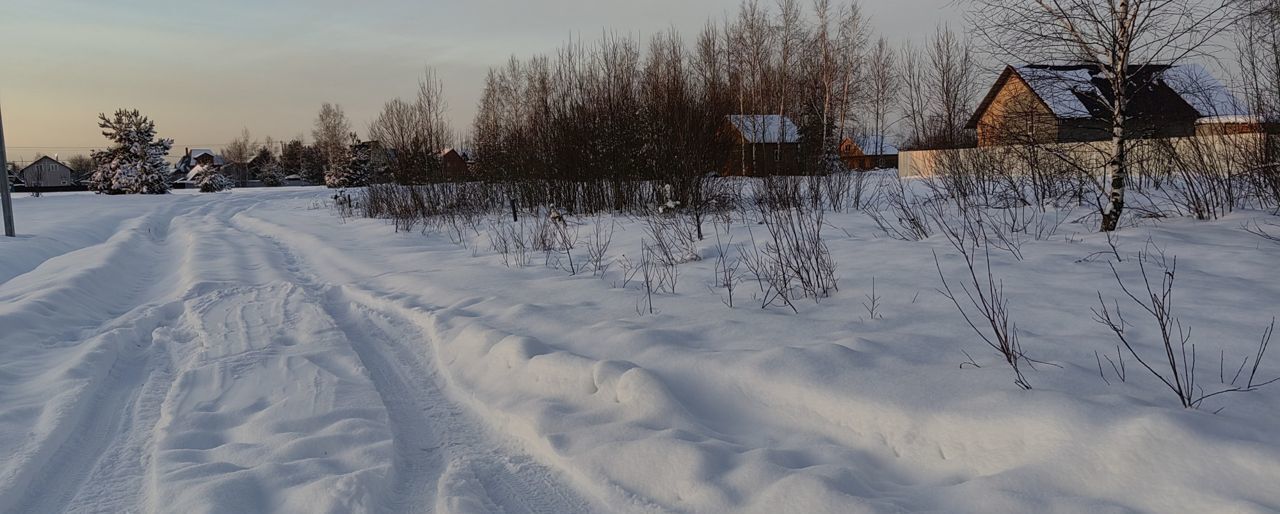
[368,69,454,184]
[471,0,884,201]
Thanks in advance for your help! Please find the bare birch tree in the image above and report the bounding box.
[867,36,899,156]
[967,0,1248,231]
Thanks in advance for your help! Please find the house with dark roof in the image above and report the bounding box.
[439,148,470,179]
[723,115,802,176]
[171,148,228,188]
[967,64,1257,147]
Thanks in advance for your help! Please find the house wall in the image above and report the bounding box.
[976,75,1060,147]
[19,161,73,187]
[441,152,470,178]
[723,142,803,176]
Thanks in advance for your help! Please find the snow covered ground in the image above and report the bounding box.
[2,186,1279,513]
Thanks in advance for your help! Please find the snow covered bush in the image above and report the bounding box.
[327,136,385,189]
[88,109,173,195]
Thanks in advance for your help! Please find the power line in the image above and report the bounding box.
[7,143,237,149]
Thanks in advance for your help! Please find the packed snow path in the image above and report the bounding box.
[0,192,593,514]
[3,188,1280,513]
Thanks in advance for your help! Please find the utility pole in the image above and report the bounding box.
[0,103,16,237]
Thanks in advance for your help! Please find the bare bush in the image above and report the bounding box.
[585,216,616,277]
[709,225,742,308]
[867,175,932,241]
[933,248,1033,390]
[742,202,837,312]
[487,219,533,268]
[1094,251,1279,409]
[931,201,1036,389]
[637,241,680,314]
[643,214,701,266]
[1148,137,1244,221]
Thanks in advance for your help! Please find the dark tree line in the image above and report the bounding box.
[471,0,886,211]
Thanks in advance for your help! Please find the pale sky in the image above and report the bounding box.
[0,0,960,163]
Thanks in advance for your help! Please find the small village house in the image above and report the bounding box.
[967,64,1257,147]
[18,156,75,188]
[172,148,228,188]
[440,148,470,179]
[839,135,899,170]
[723,115,802,176]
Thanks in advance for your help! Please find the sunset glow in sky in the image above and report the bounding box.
[1,0,959,162]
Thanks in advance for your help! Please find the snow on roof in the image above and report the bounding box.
[857,135,898,156]
[1161,64,1248,118]
[189,149,226,166]
[727,115,800,144]
[1015,67,1095,119]
[1195,115,1261,125]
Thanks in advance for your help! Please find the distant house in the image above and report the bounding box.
[18,157,75,188]
[840,136,899,170]
[171,148,229,188]
[724,115,802,176]
[440,148,470,178]
[967,64,1256,147]
[174,148,225,175]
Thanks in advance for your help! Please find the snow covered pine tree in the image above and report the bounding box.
[191,164,235,192]
[326,135,377,188]
[88,109,174,195]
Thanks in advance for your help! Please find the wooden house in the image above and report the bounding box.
[967,64,1254,147]
[723,115,802,176]
[18,156,75,188]
[839,136,899,170]
[439,148,470,179]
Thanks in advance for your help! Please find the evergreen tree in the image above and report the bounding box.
[191,165,234,193]
[326,135,383,188]
[300,145,326,184]
[88,109,173,195]
[259,162,286,187]
[279,139,306,175]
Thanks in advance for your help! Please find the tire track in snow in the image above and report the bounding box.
[0,201,195,514]
[251,215,593,514]
[0,194,289,514]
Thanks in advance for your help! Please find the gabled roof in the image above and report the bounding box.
[1015,66,1095,119]
[189,149,226,166]
[967,64,1246,129]
[726,115,800,144]
[19,156,73,173]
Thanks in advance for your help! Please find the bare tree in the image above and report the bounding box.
[968,0,1248,232]
[66,154,94,182]
[927,26,979,148]
[900,43,931,148]
[369,70,455,185]
[867,36,899,157]
[834,2,871,141]
[223,128,257,164]
[313,102,352,175]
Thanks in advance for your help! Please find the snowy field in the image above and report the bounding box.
[2,185,1279,513]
